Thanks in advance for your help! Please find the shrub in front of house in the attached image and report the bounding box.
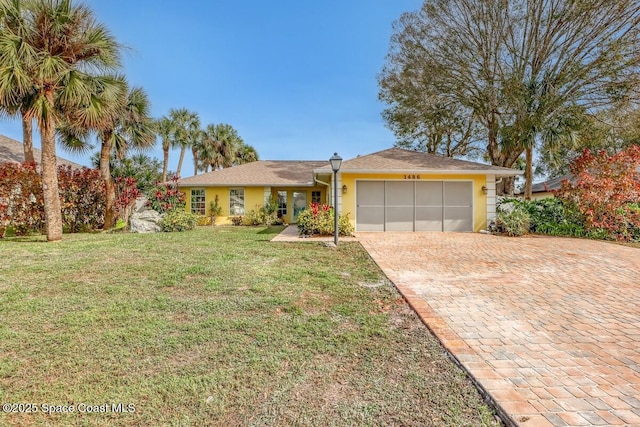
[496,199,531,237]
[297,203,354,237]
[496,197,611,239]
[159,209,199,232]
[242,202,279,226]
[0,162,139,235]
[555,147,640,241]
[146,176,186,213]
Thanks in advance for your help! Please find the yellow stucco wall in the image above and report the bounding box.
[182,173,489,231]
[339,173,488,232]
[181,186,325,224]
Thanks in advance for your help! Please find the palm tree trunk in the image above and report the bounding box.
[162,147,169,183]
[192,146,198,176]
[40,96,63,242]
[100,133,116,229]
[176,147,185,178]
[22,112,35,164]
[524,146,533,200]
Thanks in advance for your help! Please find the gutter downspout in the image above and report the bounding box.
[314,175,331,204]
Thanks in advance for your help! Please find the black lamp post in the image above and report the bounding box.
[329,152,342,246]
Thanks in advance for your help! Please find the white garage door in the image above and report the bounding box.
[356,181,473,232]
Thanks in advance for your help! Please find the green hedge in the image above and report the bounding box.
[160,209,199,232]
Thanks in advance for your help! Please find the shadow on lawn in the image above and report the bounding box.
[257,225,286,235]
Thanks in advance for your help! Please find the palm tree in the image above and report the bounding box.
[0,0,38,163]
[71,80,154,228]
[197,123,243,172]
[0,0,121,241]
[157,117,173,183]
[168,108,199,177]
[102,85,155,228]
[191,128,204,176]
[234,142,259,165]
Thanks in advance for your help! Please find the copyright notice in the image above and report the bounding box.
[2,402,136,414]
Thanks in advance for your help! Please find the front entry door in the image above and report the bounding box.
[293,192,307,222]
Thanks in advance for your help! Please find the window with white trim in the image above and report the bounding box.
[191,189,206,215]
[230,188,245,215]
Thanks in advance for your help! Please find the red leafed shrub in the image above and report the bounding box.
[0,162,142,236]
[297,202,353,236]
[555,146,640,240]
[58,165,106,232]
[115,176,142,222]
[146,176,186,213]
[0,162,45,235]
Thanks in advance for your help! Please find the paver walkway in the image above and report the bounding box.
[357,232,640,427]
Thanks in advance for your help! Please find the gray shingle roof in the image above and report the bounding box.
[178,160,329,187]
[0,134,82,169]
[315,148,522,175]
[531,174,573,193]
[178,147,523,187]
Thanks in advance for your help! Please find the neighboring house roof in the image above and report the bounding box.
[178,160,330,187]
[314,148,522,176]
[531,174,573,193]
[0,134,83,169]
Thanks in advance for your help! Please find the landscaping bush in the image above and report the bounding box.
[496,199,530,236]
[555,146,640,241]
[146,176,186,213]
[0,162,135,235]
[0,162,45,236]
[209,195,223,225]
[198,215,212,226]
[58,165,106,233]
[230,215,244,226]
[242,201,279,226]
[297,203,353,236]
[159,209,199,232]
[114,176,142,226]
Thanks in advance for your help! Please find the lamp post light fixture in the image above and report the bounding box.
[329,152,343,246]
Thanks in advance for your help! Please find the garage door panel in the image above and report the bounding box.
[416,181,443,206]
[386,207,414,231]
[416,207,443,231]
[357,181,384,231]
[357,181,384,205]
[444,181,472,206]
[358,207,385,231]
[444,207,473,232]
[386,181,414,206]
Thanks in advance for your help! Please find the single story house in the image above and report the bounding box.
[178,148,522,232]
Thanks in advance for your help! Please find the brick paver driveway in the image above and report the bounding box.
[358,232,640,427]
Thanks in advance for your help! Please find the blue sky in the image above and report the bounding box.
[1,0,423,175]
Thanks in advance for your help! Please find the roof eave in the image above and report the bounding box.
[317,168,523,176]
[178,182,318,187]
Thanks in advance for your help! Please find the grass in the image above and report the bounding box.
[0,226,499,426]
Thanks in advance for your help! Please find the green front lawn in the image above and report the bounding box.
[0,227,497,426]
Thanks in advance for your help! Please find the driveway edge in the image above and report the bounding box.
[360,242,518,427]
[394,283,517,427]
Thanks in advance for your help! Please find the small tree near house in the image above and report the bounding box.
[209,195,223,225]
[555,146,640,240]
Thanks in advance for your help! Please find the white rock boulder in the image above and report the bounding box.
[130,209,163,233]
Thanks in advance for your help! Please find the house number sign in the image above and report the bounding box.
[403,174,421,179]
